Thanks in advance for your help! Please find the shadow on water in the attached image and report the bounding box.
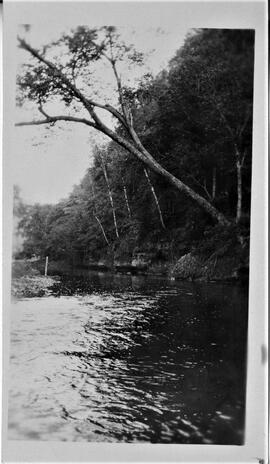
[49,269,174,295]
[9,270,248,444]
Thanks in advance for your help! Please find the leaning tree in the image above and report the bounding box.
[16,26,231,225]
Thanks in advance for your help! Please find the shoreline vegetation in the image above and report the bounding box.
[12,275,56,298]
[11,261,57,298]
[12,246,249,299]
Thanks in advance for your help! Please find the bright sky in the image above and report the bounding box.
[14,12,191,205]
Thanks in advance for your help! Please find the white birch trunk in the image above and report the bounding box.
[236,158,242,223]
[212,168,216,200]
[93,214,110,245]
[122,176,132,219]
[235,147,244,223]
[90,177,110,245]
[144,168,166,229]
[99,154,120,239]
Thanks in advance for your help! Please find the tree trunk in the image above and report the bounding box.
[93,214,110,245]
[122,176,132,219]
[212,168,216,200]
[95,123,231,227]
[144,168,166,229]
[90,177,110,245]
[99,153,120,239]
[235,148,243,223]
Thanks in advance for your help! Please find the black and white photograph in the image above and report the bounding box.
[2,1,267,462]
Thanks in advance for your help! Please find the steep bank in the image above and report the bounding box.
[81,223,249,282]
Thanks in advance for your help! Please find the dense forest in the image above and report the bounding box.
[14,28,254,279]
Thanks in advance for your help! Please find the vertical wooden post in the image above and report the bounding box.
[45,256,48,276]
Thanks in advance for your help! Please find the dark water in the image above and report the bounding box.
[8,271,248,444]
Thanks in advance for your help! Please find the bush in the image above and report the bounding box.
[12,260,40,278]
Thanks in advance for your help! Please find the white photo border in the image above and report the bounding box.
[2,1,268,462]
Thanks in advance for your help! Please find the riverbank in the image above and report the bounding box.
[82,237,248,283]
[12,261,58,298]
[13,221,249,286]
[77,224,249,282]
[13,249,248,285]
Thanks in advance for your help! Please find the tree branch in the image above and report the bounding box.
[16,114,98,128]
[216,104,235,139]
[17,36,130,131]
[38,103,50,118]
[209,93,235,140]
[238,105,251,139]
[18,37,90,106]
[17,35,150,166]
[186,171,213,201]
[240,149,247,168]
[93,31,130,126]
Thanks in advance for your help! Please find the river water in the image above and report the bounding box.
[8,271,248,444]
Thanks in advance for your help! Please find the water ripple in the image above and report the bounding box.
[8,273,247,443]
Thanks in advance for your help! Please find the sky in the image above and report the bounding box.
[13,10,191,205]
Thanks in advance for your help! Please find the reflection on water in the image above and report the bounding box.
[8,271,248,443]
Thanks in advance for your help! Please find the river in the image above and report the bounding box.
[8,271,248,444]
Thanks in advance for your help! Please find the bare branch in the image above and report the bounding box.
[209,93,235,139]
[238,106,251,139]
[216,104,235,139]
[96,31,130,125]
[240,149,247,168]
[111,61,129,121]
[38,104,50,118]
[187,172,213,201]
[16,115,98,128]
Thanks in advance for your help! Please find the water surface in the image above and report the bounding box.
[8,271,248,443]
